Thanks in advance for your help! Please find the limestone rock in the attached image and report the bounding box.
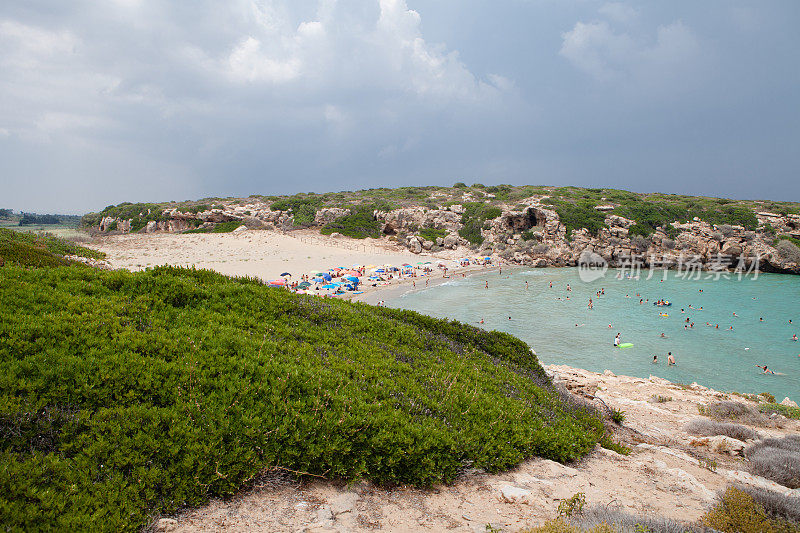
[780,397,798,407]
[153,518,178,532]
[422,240,433,250]
[690,435,746,455]
[499,485,532,504]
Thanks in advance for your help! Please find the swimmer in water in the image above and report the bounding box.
[614,333,621,347]
[668,352,676,365]
[525,281,529,289]
[608,324,613,328]
[660,333,666,338]
[792,334,797,341]
[755,365,774,375]
[653,354,658,364]
[575,323,585,327]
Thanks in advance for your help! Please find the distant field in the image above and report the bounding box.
[0,219,90,241]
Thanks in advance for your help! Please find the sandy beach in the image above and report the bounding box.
[89,229,501,303]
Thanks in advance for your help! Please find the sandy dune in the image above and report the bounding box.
[89,230,447,282]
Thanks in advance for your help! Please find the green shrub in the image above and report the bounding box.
[0,265,604,531]
[543,199,606,240]
[610,409,626,425]
[0,229,105,267]
[701,486,800,532]
[419,226,446,243]
[270,196,322,226]
[458,203,502,245]
[453,182,467,188]
[321,206,381,239]
[760,403,800,420]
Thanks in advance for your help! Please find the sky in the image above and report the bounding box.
[1,1,799,214]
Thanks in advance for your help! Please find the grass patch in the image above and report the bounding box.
[698,401,771,426]
[0,265,603,531]
[0,228,104,267]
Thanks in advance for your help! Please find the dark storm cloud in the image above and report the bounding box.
[1,1,798,213]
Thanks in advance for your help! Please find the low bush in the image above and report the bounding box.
[684,419,760,442]
[610,409,626,425]
[543,199,606,240]
[418,226,446,243]
[699,401,769,426]
[702,486,800,532]
[270,196,322,226]
[321,206,381,239]
[760,403,800,420]
[458,202,501,245]
[649,395,672,403]
[737,485,800,525]
[744,436,800,488]
[776,240,800,263]
[0,229,105,267]
[573,506,704,533]
[0,265,603,531]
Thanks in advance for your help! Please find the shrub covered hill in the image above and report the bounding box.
[84,184,800,274]
[0,234,607,532]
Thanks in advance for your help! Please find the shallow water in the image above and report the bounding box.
[388,267,800,401]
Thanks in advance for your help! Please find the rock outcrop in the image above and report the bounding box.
[89,198,800,275]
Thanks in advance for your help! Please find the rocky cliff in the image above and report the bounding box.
[89,196,800,275]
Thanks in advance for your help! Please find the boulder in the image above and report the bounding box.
[780,397,798,408]
[499,485,532,504]
[690,435,746,455]
[443,234,459,249]
[409,238,422,254]
[422,240,433,250]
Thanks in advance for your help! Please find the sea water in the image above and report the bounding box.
[388,268,800,402]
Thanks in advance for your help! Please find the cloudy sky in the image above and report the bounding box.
[1,1,798,213]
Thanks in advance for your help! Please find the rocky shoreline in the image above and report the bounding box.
[92,196,800,275]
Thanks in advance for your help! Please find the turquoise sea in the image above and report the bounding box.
[388,267,800,402]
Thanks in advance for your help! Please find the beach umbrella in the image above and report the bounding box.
[322,273,332,281]
[321,284,337,289]
[345,276,359,282]
[269,279,286,285]
[374,268,385,273]
[297,281,311,288]
[402,263,412,266]
[280,272,291,277]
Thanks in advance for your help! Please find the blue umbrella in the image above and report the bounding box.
[323,273,332,281]
[321,284,337,289]
[375,268,385,273]
[345,276,359,282]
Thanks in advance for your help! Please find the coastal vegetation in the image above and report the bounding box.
[320,204,384,239]
[0,247,607,531]
[0,228,104,267]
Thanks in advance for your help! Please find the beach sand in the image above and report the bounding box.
[90,229,437,280]
[89,229,499,302]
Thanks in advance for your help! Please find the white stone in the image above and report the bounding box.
[780,397,798,407]
[154,518,178,532]
[500,485,532,504]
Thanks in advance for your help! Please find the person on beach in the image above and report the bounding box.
[756,365,774,374]
[668,352,676,365]
[614,333,621,347]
